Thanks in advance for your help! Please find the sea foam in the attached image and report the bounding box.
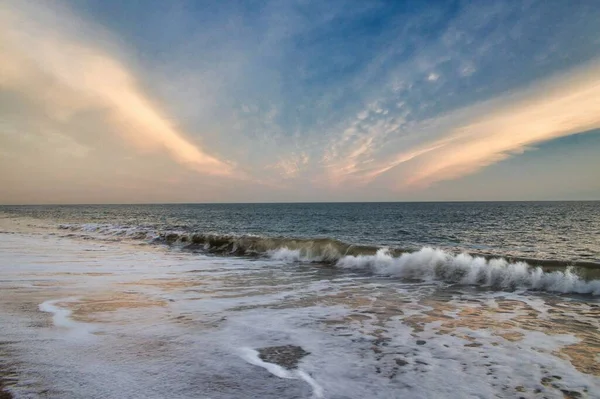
[240,347,324,398]
[336,247,600,295]
[56,222,600,295]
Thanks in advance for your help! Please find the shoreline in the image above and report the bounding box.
[0,219,598,398]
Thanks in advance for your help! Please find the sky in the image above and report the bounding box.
[1,0,600,204]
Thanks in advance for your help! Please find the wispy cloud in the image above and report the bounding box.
[267,152,310,179]
[1,0,600,203]
[315,1,600,194]
[323,61,600,189]
[368,62,600,188]
[0,2,232,176]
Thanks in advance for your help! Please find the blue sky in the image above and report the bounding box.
[1,0,599,203]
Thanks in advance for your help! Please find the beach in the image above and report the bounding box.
[0,204,599,398]
[3,0,600,396]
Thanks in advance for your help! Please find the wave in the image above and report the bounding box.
[57,223,600,295]
[58,223,387,259]
[336,248,600,295]
[58,222,600,265]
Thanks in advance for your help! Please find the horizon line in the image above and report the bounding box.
[1,199,599,206]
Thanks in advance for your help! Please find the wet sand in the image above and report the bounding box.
[0,386,12,399]
[1,218,599,398]
[0,366,14,399]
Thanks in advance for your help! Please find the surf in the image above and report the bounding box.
[55,222,600,295]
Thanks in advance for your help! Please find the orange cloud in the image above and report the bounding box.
[0,3,231,176]
[403,63,600,187]
[332,61,600,189]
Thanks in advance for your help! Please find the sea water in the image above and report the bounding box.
[0,202,599,398]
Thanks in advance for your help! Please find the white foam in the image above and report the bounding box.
[337,247,600,295]
[39,298,95,338]
[239,347,324,398]
[266,244,343,263]
[45,220,600,296]
[296,370,325,399]
[240,347,295,379]
[2,219,599,399]
[39,299,77,328]
[267,247,304,262]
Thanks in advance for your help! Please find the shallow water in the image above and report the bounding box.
[0,210,600,398]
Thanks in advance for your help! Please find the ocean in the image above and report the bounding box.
[0,202,599,398]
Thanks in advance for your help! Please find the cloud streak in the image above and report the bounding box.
[327,61,600,189]
[401,63,600,187]
[0,2,231,176]
[1,0,600,203]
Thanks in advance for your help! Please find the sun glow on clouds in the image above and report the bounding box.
[0,3,231,177]
[403,66,600,187]
[326,61,600,190]
[1,0,600,203]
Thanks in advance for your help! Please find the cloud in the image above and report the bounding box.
[0,2,232,176]
[267,152,310,179]
[314,0,600,195]
[365,61,600,188]
[427,73,440,82]
[2,0,600,203]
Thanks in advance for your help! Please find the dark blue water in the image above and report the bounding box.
[2,202,599,265]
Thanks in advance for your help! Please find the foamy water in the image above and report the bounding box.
[0,215,599,398]
[335,247,600,295]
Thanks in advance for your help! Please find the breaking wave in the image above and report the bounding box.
[57,223,600,295]
[336,248,600,295]
[58,223,387,259]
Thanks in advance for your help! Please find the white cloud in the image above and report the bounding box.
[460,63,476,77]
